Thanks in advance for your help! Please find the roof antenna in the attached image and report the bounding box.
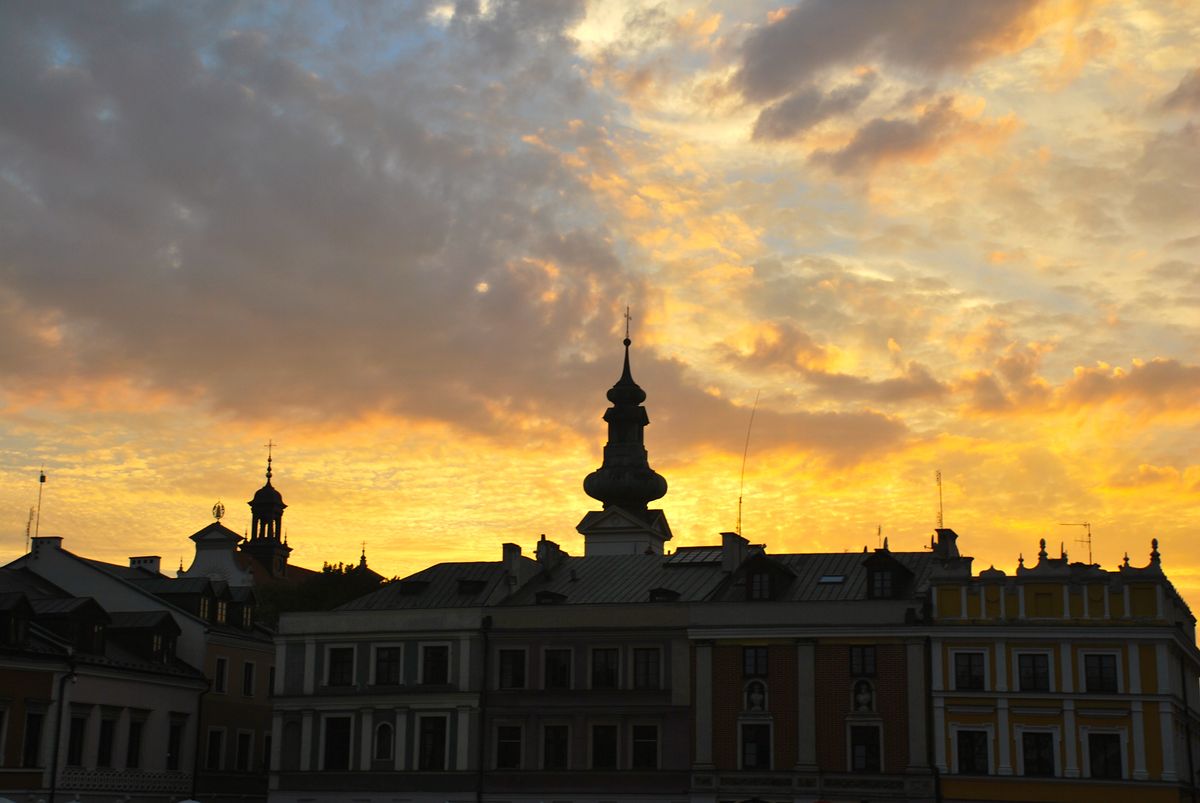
[35,468,46,540]
[1059,522,1092,564]
[736,390,761,536]
[877,524,882,550]
[24,506,34,554]
[935,469,944,529]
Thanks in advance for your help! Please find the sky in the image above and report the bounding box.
[1,1,1198,603]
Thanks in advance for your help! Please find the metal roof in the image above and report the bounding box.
[338,561,509,611]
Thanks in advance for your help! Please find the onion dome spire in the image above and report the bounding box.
[583,318,668,514]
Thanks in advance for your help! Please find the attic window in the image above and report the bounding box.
[818,575,845,584]
[457,579,487,595]
[749,573,772,600]
[648,588,680,603]
[535,590,566,605]
[398,580,430,596]
[869,570,894,599]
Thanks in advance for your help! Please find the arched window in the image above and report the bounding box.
[374,721,394,761]
[744,680,768,713]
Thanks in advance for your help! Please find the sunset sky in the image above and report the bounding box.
[2,1,1198,604]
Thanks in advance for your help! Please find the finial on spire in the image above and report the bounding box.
[1151,538,1160,564]
[1018,553,1024,568]
[623,306,632,346]
[212,501,225,521]
[1123,551,1130,567]
[1038,538,1047,559]
[264,439,275,481]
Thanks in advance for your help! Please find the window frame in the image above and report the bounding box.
[630,722,660,770]
[205,726,226,771]
[214,655,229,694]
[1080,650,1122,694]
[869,570,894,599]
[631,646,662,690]
[950,724,992,775]
[541,722,570,770]
[589,722,619,770]
[742,645,769,678]
[1016,726,1059,778]
[738,721,772,770]
[323,644,356,688]
[496,647,528,690]
[950,648,988,691]
[542,647,573,690]
[848,722,883,773]
[494,722,523,770]
[318,713,353,771]
[589,646,620,690]
[1014,649,1054,693]
[748,572,772,600]
[373,720,394,762]
[242,660,256,697]
[414,713,451,770]
[418,642,452,686]
[370,643,404,686]
[850,645,877,677]
[234,729,254,773]
[1083,727,1126,780]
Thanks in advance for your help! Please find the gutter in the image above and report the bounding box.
[48,656,77,803]
[190,678,212,800]
[475,614,492,803]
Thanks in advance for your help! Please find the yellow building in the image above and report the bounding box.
[928,529,1200,802]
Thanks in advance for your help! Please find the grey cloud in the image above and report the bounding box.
[799,362,949,404]
[736,0,1045,103]
[1162,68,1200,113]
[752,73,876,141]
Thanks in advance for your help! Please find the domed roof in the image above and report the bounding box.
[251,480,283,506]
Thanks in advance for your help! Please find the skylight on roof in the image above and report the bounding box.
[818,575,845,584]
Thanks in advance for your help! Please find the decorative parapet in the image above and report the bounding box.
[58,767,190,794]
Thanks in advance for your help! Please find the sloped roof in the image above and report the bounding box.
[506,554,727,606]
[339,562,508,611]
[771,551,936,602]
[108,610,179,632]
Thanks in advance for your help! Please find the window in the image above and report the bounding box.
[374,646,402,685]
[98,718,115,767]
[206,728,225,770]
[22,711,43,767]
[498,649,526,689]
[1021,731,1055,776]
[953,651,985,690]
[126,719,144,769]
[322,716,351,770]
[544,648,572,689]
[1084,654,1119,693]
[327,647,354,687]
[216,600,227,623]
[67,715,86,766]
[242,605,253,628]
[870,570,894,598]
[591,648,619,689]
[743,646,768,677]
[268,665,276,696]
[850,725,881,772]
[421,644,450,685]
[850,646,876,676]
[235,731,253,772]
[166,719,184,770]
[1088,732,1122,779]
[199,597,210,619]
[374,722,393,761]
[741,723,771,769]
[543,724,569,769]
[242,661,256,696]
[633,648,661,690]
[496,725,522,769]
[214,656,228,693]
[1018,653,1050,692]
[631,724,658,769]
[263,732,272,770]
[749,572,772,600]
[417,715,448,770]
[591,724,617,769]
[956,729,989,774]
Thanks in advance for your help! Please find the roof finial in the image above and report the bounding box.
[624,305,632,346]
[1018,553,1024,568]
[1151,538,1160,565]
[1038,538,1047,560]
[1123,551,1130,567]
[212,501,225,521]
[264,439,275,482]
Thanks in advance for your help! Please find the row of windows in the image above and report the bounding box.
[319,714,450,770]
[212,657,274,696]
[322,644,666,690]
[954,729,1125,779]
[492,723,661,770]
[62,712,187,771]
[736,722,883,772]
[204,727,271,772]
[742,645,878,678]
[951,650,1121,693]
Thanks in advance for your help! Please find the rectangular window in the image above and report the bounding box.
[495,725,522,769]
[498,649,526,689]
[67,715,86,766]
[322,717,351,770]
[631,724,658,769]
[542,724,568,769]
[417,715,448,770]
[216,600,228,623]
[1021,732,1055,777]
[633,648,661,690]
[850,725,881,772]
[743,646,768,677]
[421,644,450,685]
[749,572,771,600]
[206,728,225,771]
[591,648,619,689]
[22,711,44,767]
[236,731,253,772]
[591,724,617,769]
[870,570,894,598]
[1018,653,1050,692]
[741,723,771,769]
[544,649,572,690]
[214,656,228,693]
[97,718,116,767]
[126,719,144,769]
[326,647,354,687]
[953,651,986,690]
[1088,732,1122,779]
[268,665,276,696]
[374,646,402,685]
[242,661,255,696]
[850,646,876,676]
[263,732,272,770]
[1084,654,1119,693]
[166,720,184,770]
[956,729,989,774]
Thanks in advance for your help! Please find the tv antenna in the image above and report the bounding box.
[935,470,944,528]
[24,507,34,554]
[1059,522,1092,564]
[735,391,761,536]
[35,468,46,540]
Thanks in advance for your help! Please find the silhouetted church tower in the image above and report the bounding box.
[241,447,293,577]
[578,325,673,555]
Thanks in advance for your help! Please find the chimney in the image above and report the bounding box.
[31,536,63,559]
[933,528,960,559]
[503,542,522,584]
[535,534,567,569]
[721,532,748,573]
[130,555,162,575]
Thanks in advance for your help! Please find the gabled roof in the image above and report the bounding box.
[339,562,507,611]
[189,521,243,544]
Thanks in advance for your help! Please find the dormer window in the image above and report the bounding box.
[216,601,227,624]
[869,570,894,599]
[242,606,253,628]
[749,572,772,600]
[199,597,210,619]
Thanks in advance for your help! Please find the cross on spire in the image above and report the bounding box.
[623,306,632,344]
[264,439,276,481]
